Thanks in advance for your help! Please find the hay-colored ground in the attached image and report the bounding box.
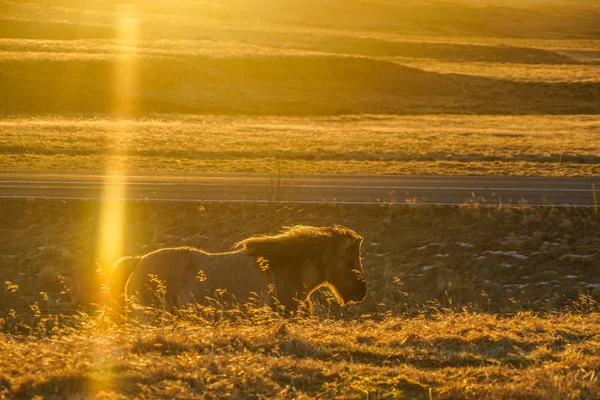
[1,200,598,316]
[391,59,600,83]
[0,200,599,399]
[1,312,598,399]
[1,115,598,176]
[1,1,600,399]
[0,1,599,116]
[0,1,598,177]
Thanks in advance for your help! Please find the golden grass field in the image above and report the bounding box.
[1,0,600,398]
[1,114,599,176]
[0,1,599,176]
[2,312,598,399]
[1,0,600,118]
[1,200,599,398]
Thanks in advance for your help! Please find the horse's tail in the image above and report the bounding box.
[106,256,141,312]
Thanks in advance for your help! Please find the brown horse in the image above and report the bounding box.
[108,225,366,315]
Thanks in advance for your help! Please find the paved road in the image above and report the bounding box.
[0,170,598,207]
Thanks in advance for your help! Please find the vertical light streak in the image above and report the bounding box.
[91,5,139,396]
[96,5,139,271]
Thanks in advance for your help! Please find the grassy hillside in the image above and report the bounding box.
[1,54,598,115]
[0,0,599,116]
[2,0,599,40]
[1,115,599,176]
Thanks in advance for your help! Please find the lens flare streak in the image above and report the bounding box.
[91,5,139,396]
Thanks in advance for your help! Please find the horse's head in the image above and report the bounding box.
[325,228,366,305]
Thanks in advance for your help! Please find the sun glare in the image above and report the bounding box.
[96,4,139,268]
[91,4,140,395]
[95,9,139,283]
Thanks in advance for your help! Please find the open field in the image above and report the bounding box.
[1,312,599,399]
[1,200,599,398]
[0,0,599,116]
[1,200,598,317]
[2,1,600,398]
[2,0,599,41]
[0,0,598,177]
[2,49,597,116]
[0,39,598,116]
[1,115,599,176]
[392,59,600,83]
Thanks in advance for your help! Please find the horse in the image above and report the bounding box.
[108,225,366,316]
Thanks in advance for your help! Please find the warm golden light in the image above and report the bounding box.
[3,0,600,397]
[113,4,140,118]
[96,176,126,270]
[91,5,140,397]
[96,5,139,269]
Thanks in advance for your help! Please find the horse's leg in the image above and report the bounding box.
[124,293,151,324]
[271,290,312,317]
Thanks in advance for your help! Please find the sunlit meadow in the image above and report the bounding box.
[1,0,599,399]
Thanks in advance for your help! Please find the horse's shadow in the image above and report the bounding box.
[126,327,564,369]
[273,331,573,369]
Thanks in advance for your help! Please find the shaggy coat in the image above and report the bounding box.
[109,225,366,315]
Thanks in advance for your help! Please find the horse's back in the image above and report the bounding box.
[125,247,271,309]
[191,250,273,299]
[125,247,202,308]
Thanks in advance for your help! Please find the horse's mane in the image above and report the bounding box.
[235,225,361,268]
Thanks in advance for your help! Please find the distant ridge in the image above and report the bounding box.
[0,54,598,115]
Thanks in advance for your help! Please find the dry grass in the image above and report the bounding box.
[390,59,600,83]
[1,115,599,176]
[2,52,597,116]
[2,0,599,40]
[0,199,599,398]
[1,1,598,176]
[1,311,599,399]
[1,199,599,317]
[0,1,599,116]
[1,1,599,397]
